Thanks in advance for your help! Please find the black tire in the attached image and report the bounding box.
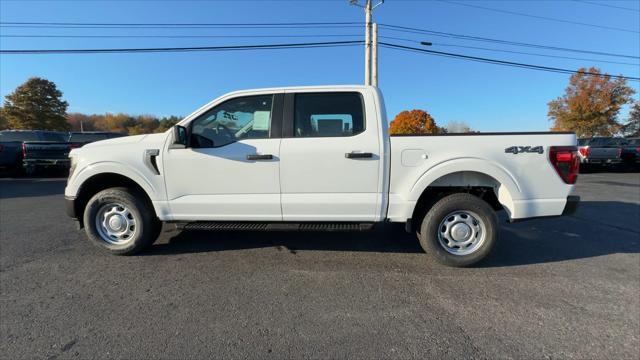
[83,187,161,255]
[418,193,498,267]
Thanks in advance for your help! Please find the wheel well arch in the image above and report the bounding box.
[74,172,155,227]
[408,171,506,233]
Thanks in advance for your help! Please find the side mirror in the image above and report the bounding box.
[171,125,188,149]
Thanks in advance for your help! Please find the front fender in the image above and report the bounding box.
[66,161,159,200]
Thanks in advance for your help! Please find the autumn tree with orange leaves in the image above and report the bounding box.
[548,67,635,138]
[389,109,444,135]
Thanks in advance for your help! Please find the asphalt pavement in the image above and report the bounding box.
[1,172,639,359]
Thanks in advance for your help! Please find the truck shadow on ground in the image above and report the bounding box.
[146,201,640,267]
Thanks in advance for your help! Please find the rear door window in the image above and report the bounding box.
[293,92,365,137]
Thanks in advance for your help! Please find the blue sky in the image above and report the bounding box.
[1,0,638,131]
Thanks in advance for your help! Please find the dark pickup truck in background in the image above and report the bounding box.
[621,137,640,170]
[1,130,70,175]
[4,130,72,175]
[577,137,640,171]
[577,137,623,169]
[1,130,127,176]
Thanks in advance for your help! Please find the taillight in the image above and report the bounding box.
[578,147,590,157]
[21,143,26,158]
[549,146,579,184]
[69,143,81,149]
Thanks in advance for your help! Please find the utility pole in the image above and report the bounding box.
[372,22,378,87]
[364,0,372,86]
[350,0,383,87]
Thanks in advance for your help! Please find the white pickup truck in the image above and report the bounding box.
[65,85,580,266]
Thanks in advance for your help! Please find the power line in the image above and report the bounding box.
[4,19,635,59]
[571,0,640,13]
[7,31,635,66]
[379,24,639,59]
[0,34,361,39]
[0,21,361,29]
[0,40,363,54]
[440,0,640,34]
[3,38,636,81]
[378,35,639,66]
[378,42,640,81]
[0,21,360,26]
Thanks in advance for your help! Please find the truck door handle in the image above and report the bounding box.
[246,154,273,161]
[345,152,373,159]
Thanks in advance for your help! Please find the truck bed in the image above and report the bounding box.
[387,132,577,221]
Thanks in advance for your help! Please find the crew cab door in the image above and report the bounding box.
[163,93,283,221]
[279,90,383,221]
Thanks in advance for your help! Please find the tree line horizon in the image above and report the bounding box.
[1,69,638,138]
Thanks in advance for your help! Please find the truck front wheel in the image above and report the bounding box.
[83,187,161,255]
[419,193,498,267]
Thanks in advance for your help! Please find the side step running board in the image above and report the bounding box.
[180,222,375,232]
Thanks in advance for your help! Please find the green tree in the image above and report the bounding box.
[0,107,7,130]
[2,77,70,130]
[445,120,473,133]
[621,102,640,137]
[548,68,635,138]
[157,116,181,132]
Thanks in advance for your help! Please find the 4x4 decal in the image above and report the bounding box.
[505,146,544,154]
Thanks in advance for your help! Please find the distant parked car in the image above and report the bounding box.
[621,137,640,170]
[0,130,71,175]
[68,131,125,148]
[577,137,624,170]
[0,131,25,174]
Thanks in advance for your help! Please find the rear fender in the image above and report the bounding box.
[409,157,522,217]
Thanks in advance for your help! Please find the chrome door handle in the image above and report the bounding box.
[345,152,373,159]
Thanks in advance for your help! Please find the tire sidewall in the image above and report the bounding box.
[419,193,498,267]
[83,188,156,255]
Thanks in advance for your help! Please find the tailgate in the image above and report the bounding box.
[588,147,620,159]
[23,142,71,160]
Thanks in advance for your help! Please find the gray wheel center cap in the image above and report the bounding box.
[108,215,125,231]
[451,223,471,241]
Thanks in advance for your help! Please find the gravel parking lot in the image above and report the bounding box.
[1,172,639,359]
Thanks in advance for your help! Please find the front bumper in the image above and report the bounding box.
[23,159,70,168]
[582,158,622,165]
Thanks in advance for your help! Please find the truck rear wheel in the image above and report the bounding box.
[419,193,498,267]
[83,187,161,255]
